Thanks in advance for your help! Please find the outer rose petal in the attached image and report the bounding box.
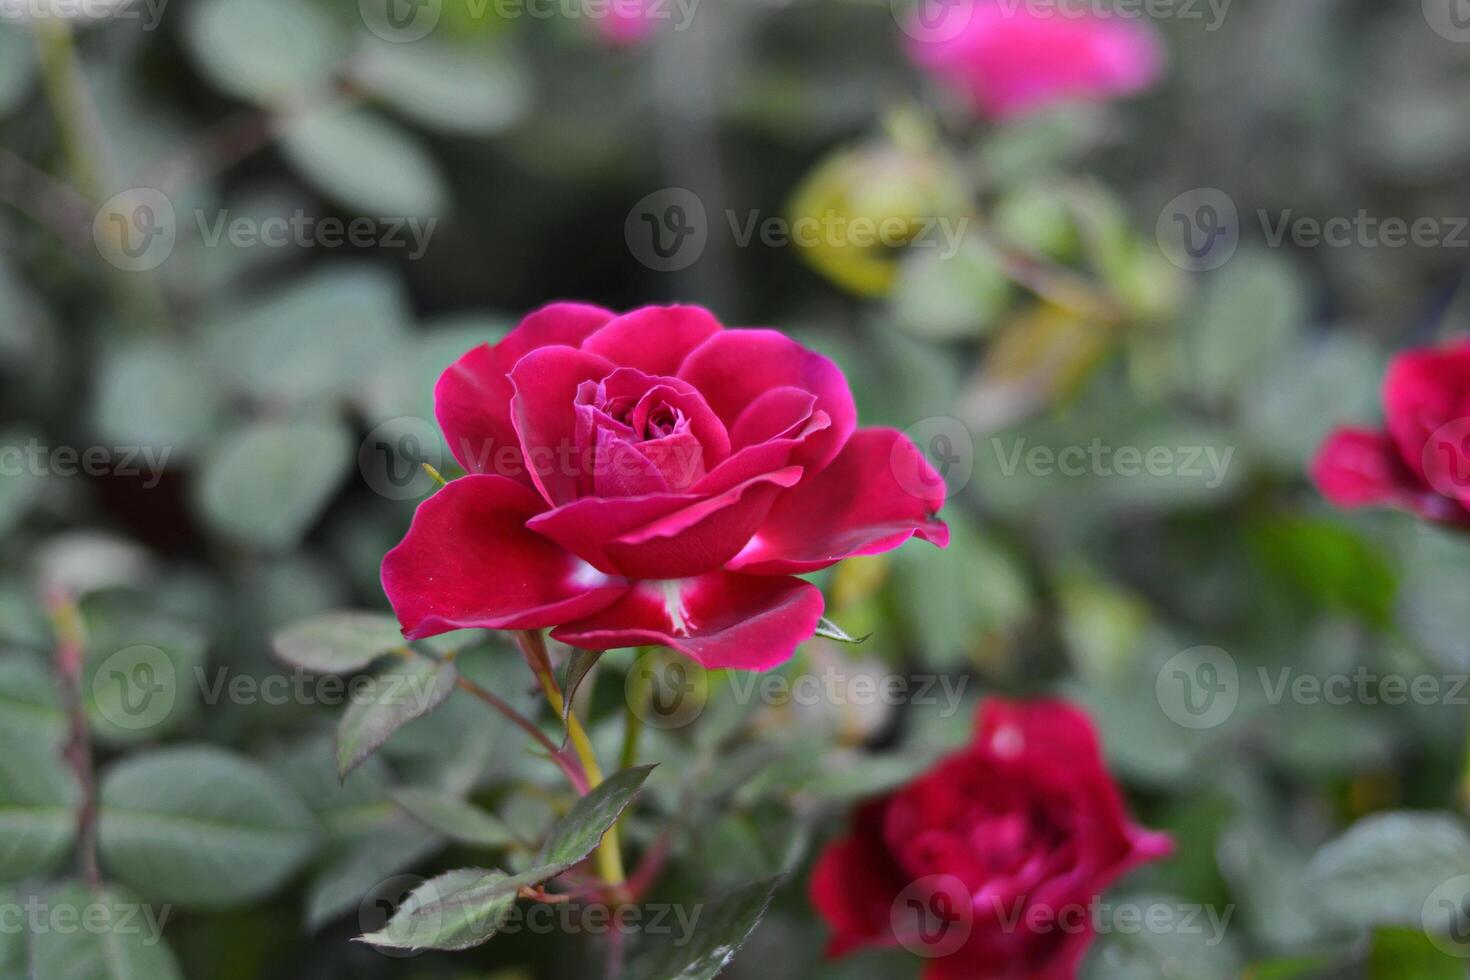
[730,428,949,575]
[509,346,618,507]
[553,571,824,671]
[435,302,614,481]
[1384,342,1470,496]
[581,306,725,377]
[679,329,857,473]
[1311,427,1469,524]
[809,800,907,957]
[381,475,628,639]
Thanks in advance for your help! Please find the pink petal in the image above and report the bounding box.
[729,387,819,450]
[434,303,614,482]
[509,346,618,507]
[581,306,725,377]
[1311,427,1468,524]
[1384,342,1470,492]
[729,428,949,575]
[381,475,629,639]
[553,571,824,671]
[678,329,857,474]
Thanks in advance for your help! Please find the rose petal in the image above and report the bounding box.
[552,570,824,670]
[1383,342,1470,486]
[381,475,628,639]
[679,329,857,473]
[729,386,818,450]
[581,305,725,376]
[729,428,949,575]
[528,466,804,579]
[1312,427,1468,524]
[810,800,907,958]
[509,346,618,507]
[435,303,614,482]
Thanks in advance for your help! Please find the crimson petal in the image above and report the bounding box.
[581,305,725,376]
[553,570,824,671]
[509,346,618,507]
[729,428,949,575]
[1311,427,1469,524]
[381,475,628,639]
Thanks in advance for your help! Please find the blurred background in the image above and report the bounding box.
[5,0,1470,977]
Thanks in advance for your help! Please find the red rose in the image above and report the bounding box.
[1313,340,1470,525]
[810,699,1172,980]
[381,303,948,671]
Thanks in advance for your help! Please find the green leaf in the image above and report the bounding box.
[813,617,871,645]
[81,598,207,746]
[28,884,182,980]
[93,339,219,459]
[337,655,459,779]
[0,653,66,750]
[1307,811,1470,930]
[1186,250,1306,402]
[561,649,601,730]
[0,886,22,976]
[392,788,512,847]
[360,766,653,951]
[204,266,411,403]
[357,867,519,952]
[273,611,405,674]
[0,23,34,118]
[279,107,448,219]
[195,418,353,550]
[1369,927,1465,979]
[626,877,782,980]
[890,236,1011,342]
[0,428,44,538]
[1248,517,1396,629]
[184,0,343,104]
[98,746,317,908]
[0,746,81,883]
[351,39,529,136]
[305,819,445,930]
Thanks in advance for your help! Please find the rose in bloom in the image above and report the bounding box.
[810,699,1172,980]
[904,0,1166,120]
[381,304,948,670]
[596,0,659,46]
[1313,340,1470,526]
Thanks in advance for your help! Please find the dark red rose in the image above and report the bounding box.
[1313,340,1470,525]
[381,303,948,671]
[810,699,1172,980]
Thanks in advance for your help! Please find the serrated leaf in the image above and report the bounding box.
[813,617,871,645]
[561,649,601,731]
[97,746,317,908]
[392,788,512,847]
[337,656,458,779]
[273,611,404,674]
[626,877,782,980]
[195,418,353,550]
[360,766,653,951]
[1307,811,1470,930]
[28,884,182,980]
[278,107,448,219]
[0,746,81,883]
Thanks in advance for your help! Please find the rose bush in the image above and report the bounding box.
[381,303,948,670]
[810,699,1172,980]
[904,0,1166,120]
[1313,340,1470,525]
